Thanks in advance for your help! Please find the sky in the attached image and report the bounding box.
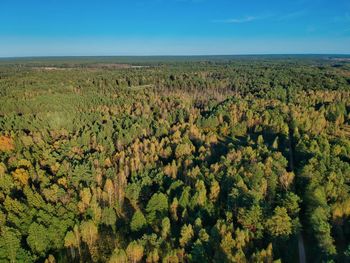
[0,0,349,57]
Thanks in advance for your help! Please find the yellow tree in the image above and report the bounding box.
[126,241,144,263]
[209,180,220,202]
[12,168,29,186]
[64,229,81,260]
[279,171,295,190]
[108,249,128,263]
[78,188,91,213]
[115,170,126,209]
[0,136,14,152]
[80,220,98,254]
[146,249,159,263]
[179,224,194,247]
[170,198,179,221]
[104,178,115,206]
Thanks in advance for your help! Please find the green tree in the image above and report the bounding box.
[0,227,21,263]
[161,217,171,239]
[101,207,117,230]
[265,207,292,238]
[146,193,168,225]
[130,210,147,232]
[27,222,49,256]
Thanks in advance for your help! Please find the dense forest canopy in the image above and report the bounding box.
[0,56,350,262]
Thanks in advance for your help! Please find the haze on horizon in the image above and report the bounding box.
[0,0,349,57]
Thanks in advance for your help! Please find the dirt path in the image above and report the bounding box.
[287,90,306,263]
[289,125,306,263]
[298,233,306,263]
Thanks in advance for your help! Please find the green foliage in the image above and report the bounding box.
[130,210,147,232]
[102,207,117,229]
[108,248,128,263]
[0,57,349,262]
[161,217,171,239]
[146,193,168,225]
[265,207,293,238]
[0,227,21,263]
[27,223,49,256]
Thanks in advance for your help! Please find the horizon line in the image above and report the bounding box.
[1,53,350,59]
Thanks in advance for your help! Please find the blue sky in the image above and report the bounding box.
[0,0,349,56]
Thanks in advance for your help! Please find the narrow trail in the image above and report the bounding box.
[287,91,306,263]
[298,231,306,263]
[288,124,306,263]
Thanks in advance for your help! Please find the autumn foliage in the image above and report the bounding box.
[0,57,349,263]
[0,136,14,152]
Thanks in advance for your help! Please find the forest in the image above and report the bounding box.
[0,55,350,262]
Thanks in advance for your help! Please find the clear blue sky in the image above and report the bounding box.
[0,0,349,57]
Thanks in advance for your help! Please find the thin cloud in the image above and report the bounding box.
[277,10,307,21]
[306,25,316,33]
[213,16,262,24]
[213,11,305,24]
[333,13,350,23]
